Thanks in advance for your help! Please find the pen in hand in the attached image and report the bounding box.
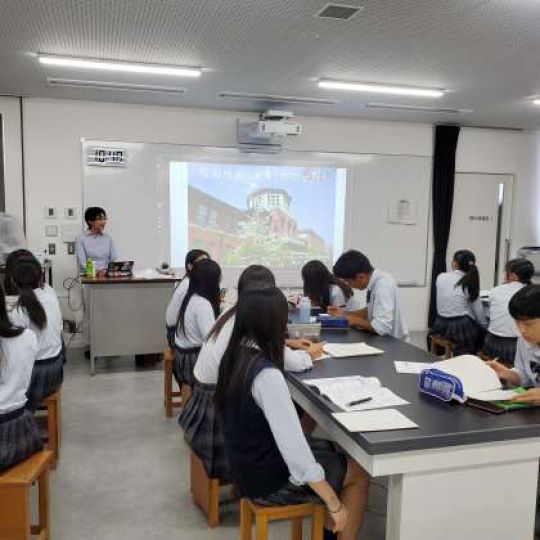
[346,397,373,407]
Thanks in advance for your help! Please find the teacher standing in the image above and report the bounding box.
[75,207,117,275]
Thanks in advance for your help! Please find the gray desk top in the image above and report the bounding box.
[287,329,540,455]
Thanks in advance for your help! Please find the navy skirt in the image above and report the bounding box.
[252,437,347,506]
[482,332,518,365]
[178,382,230,481]
[430,315,485,356]
[173,346,201,388]
[26,351,64,411]
[0,407,43,472]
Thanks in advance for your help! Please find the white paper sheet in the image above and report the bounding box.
[323,342,384,358]
[332,409,418,432]
[467,389,520,401]
[394,361,430,374]
[305,375,408,411]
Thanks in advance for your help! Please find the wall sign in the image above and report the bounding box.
[86,147,127,167]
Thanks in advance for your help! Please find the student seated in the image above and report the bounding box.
[173,259,221,390]
[180,265,323,481]
[216,287,369,539]
[165,249,209,348]
[0,284,43,472]
[487,285,540,405]
[331,250,408,341]
[301,260,354,312]
[430,250,486,355]
[4,250,64,411]
[482,258,534,365]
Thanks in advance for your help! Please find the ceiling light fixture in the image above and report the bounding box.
[38,54,201,78]
[365,103,471,114]
[533,99,540,105]
[318,79,444,98]
[47,78,187,94]
[219,92,338,105]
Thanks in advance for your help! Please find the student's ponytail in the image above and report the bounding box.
[453,250,480,302]
[5,250,47,330]
[506,258,534,285]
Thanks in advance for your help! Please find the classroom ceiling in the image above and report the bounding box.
[1,0,540,129]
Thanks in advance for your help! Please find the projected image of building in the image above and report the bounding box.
[187,185,331,267]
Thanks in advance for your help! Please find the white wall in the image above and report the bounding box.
[0,97,24,221]
[9,97,539,331]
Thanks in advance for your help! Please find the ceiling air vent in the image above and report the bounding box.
[316,4,363,20]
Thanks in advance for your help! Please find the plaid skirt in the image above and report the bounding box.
[430,315,485,356]
[178,382,230,481]
[482,332,518,365]
[173,346,201,388]
[252,437,347,506]
[26,351,64,411]
[0,407,43,472]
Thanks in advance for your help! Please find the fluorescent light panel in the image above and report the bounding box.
[47,78,187,94]
[365,103,471,114]
[38,54,201,78]
[533,99,540,105]
[318,79,444,98]
[219,92,338,105]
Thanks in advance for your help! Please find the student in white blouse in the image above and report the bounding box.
[301,260,355,312]
[331,250,409,341]
[165,249,210,347]
[4,250,64,410]
[483,258,534,365]
[430,250,486,355]
[0,284,43,471]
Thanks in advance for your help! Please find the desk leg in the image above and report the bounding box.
[386,459,537,540]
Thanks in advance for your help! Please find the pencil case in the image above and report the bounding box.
[418,368,466,403]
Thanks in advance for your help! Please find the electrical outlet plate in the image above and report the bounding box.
[48,243,56,255]
[62,224,82,242]
[45,225,58,237]
[64,207,77,219]
[67,242,75,255]
[44,207,58,219]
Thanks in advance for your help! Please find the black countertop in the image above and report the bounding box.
[287,329,540,455]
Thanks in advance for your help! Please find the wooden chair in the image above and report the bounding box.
[190,451,230,528]
[0,450,53,540]
[240,498,325,540]
[429,335,455,359]
[163,347,182,417]
[42,391,61,469]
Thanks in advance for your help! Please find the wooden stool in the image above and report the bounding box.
[0,450,53,540]
[240,498,325,540]
[163,347,182,417]
[430,335,455,359]
[190,451,228,528]
[43,391,61,469]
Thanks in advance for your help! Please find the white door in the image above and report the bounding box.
[447,173,513,290]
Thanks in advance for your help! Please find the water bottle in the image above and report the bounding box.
[298,296,311,324]
[85,258,96,278]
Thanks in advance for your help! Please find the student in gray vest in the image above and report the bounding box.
[216,287,369,539]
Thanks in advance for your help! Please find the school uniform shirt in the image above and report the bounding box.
[7,285,63,360]
[329,284,357,311]
[75,230,117,272]
[174,294,216,349]
[194,312,313,384]
[0,329,38,414]
[487,282,525,338]
[436,270,486,325]
[366,269,408,340]
[511,337,540,388]
[165,278,189,327]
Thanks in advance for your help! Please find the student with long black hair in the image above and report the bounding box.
[301,260,354,311]
[180,265,323,482]
[216,288,369,539]
[5,250,64,410]
[173,258,221,391]
[0,283,43,471]
[482,258,534,365]
[430,249,486,355]
[165,249,210,347]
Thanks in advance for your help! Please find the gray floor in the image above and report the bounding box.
[47,333,429,539]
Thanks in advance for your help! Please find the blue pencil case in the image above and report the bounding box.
[418,368,466,403]
[317,315,349,330]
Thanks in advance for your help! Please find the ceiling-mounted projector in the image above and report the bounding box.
[237,110,302,146]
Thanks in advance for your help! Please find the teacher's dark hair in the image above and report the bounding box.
[206,265,275,341]
[302,260,352,310]
[215,287,287,409]
[177,259,222,335]
[4,250,47,330]
[509,284,540,321]
[506,258,534,285]
[84,207,107,227]
[453,250,480,302]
